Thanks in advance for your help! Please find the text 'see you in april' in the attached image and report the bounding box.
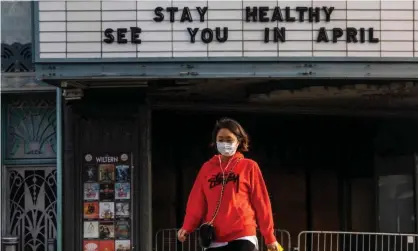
[103,6,380,45]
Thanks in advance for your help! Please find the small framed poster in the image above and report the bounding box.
[84,183,100,200]
[99,222,115,239]
[115,221,130,239]
[100,184,115,201]
[84,202,99,219]
[116,165,130,182]
[83,240,99,251]
[99,164,115,183]
[84,165,98,182]
[115,183,130,200]
[83,221,99,239]
[99,202,115,220]
[99,240,115,251]
[115,202,130,218]
[115,240,130,251]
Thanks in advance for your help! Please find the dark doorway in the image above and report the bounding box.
[152,111,379,244]
[62,88,144,251]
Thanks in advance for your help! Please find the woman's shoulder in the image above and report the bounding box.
[240,158,259,168]
[199,159,215,172]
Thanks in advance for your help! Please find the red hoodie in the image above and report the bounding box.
[182,152,277,244]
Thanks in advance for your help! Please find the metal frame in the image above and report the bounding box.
[1,92,59,248]
[1,164,58,250]
[33,2,418,81]
[151,101,418,118]
[1,104,6,237]
[154,228,292,251]
[296,231,418,251]
[1,93,57,166]
[36,61,418,81]
[414,154,418,233]
[56,88,63,251]
[1,72,56,93]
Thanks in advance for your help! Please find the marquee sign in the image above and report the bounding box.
[36,0,418,60]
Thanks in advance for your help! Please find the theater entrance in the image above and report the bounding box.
[150,79,418,244]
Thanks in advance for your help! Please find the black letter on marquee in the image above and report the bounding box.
[201,28,214,43]
[264,27,286,43]
[196,7,208,22]
[346,27,358,43]
[264,28,270,43]
[259,6,269,22]
[274,27,286,42]
[316,27,329,42]
[130,27,142,44]
[285,7,295,22]
[187,28,199,43]
[359,28,366,43]
[322,7,334,22]
[309,7,320,22]
[103,28,114,43]
[369,28,379,43]
[246,7,258,22]
[154,7,164,22]
[117,28,128,44]
[216,27,228,42]
[166,7,179,22]
[271,7,284,22]
[295,7,308,22]
[332,28,343,43]
[181,7,193,22]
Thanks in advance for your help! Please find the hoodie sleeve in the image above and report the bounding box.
[250,162,277,245]
[182,165,207,233]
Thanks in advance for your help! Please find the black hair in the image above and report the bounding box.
[211,117,249,152]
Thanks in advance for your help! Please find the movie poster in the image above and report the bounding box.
[115,202,130,218]
[84,183,100,200]
[100,184,115,201]
[99,164,115,183]
[83,240,99,251]
[115,165,130,182]
[115,221,130,239]
[84,221,99,238]
[100,202,115,219]
[99,240,115,251]
[115,240,130,251]
[99,222,115,239]
[84,165,98,182]
[84,202,99,219]
[115,183,130,200]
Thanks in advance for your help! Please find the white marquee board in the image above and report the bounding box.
[37,0,418,59]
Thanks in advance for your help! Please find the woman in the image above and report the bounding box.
[177,118,283,251]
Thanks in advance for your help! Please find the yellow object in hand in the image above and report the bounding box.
[267,242,284,251]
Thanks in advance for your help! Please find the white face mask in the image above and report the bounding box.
[216,142,238,157]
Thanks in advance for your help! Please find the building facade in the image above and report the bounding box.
[1,1,58,251]
[2,1,418,251]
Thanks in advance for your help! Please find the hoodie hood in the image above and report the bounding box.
[208,152,244,166]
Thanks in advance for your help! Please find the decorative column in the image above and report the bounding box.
[137,103,152,251]
[415,155,418,233]
[62,100,76,251]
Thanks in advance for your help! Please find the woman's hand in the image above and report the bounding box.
[266,241,283,251]
[177,228,188,242]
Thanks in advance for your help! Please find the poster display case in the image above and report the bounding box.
[82,153,133,251]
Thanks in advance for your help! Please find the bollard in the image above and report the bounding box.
[1,236,19,251]
[47,239,56,251]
